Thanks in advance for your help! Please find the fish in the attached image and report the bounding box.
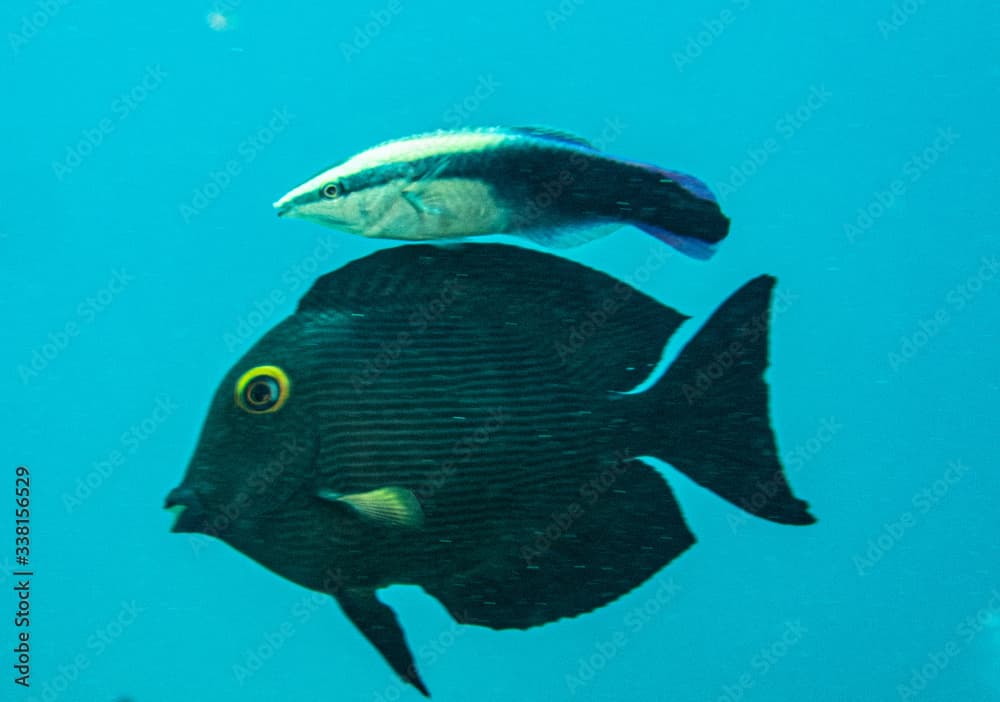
[165,243,814,696]
[272,127,730,259]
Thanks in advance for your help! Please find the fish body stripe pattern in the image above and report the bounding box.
[167,244,813,697]
[279,130,514,204]
[331,145,726,241]
[274,128,729,255]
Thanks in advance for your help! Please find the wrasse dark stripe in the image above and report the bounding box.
[332,147,728,241]
[275,126,729,258]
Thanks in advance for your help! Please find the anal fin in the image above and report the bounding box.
[423,458,695,629]
[522,222,623,248]
[335,588,430,697]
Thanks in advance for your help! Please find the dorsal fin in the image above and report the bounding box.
[508,125,596,149]
[297,243,687,392]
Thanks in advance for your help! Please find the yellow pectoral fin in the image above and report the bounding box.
[320,487,425,528]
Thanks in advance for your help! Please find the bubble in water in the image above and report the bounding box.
[206,11,230,32]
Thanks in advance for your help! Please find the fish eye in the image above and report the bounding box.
[321,182,342,199]
[235,365,290,414]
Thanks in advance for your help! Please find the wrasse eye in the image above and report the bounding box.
[235,365,290,414]
[321,182,343,199]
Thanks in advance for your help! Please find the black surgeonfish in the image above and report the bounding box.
[165,244,814,696]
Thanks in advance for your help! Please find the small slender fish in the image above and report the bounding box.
[273,127,730,259]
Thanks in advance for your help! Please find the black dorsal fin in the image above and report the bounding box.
[297,243,687,392]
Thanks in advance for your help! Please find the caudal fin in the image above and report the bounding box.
[635,223,717,260]
[632,276,815,525]
[627,165,730,260]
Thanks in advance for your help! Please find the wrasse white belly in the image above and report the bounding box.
[273,126,730,259]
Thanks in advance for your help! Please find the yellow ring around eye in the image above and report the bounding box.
[235,365,290,414]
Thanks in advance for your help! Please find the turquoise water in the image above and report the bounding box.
[3,1,999,700]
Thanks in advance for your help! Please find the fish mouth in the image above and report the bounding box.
[274,201,293,218]
[279,209,351,230]
[164,486,209,534]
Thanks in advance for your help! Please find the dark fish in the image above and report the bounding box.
[165,244,814,695]
[272,127,730,259]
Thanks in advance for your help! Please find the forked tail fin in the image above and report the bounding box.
[632,275,816,525]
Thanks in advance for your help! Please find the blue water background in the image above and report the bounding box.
[2,1,998,700]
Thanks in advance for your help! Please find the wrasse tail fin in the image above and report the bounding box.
[626,164,730,259]
[652,167,718,202]
[635,224,717,260]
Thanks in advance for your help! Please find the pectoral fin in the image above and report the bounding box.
[401,184,447,216]
[318,486,425,528]
[335,588,430,697]
[401,159,453,217]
